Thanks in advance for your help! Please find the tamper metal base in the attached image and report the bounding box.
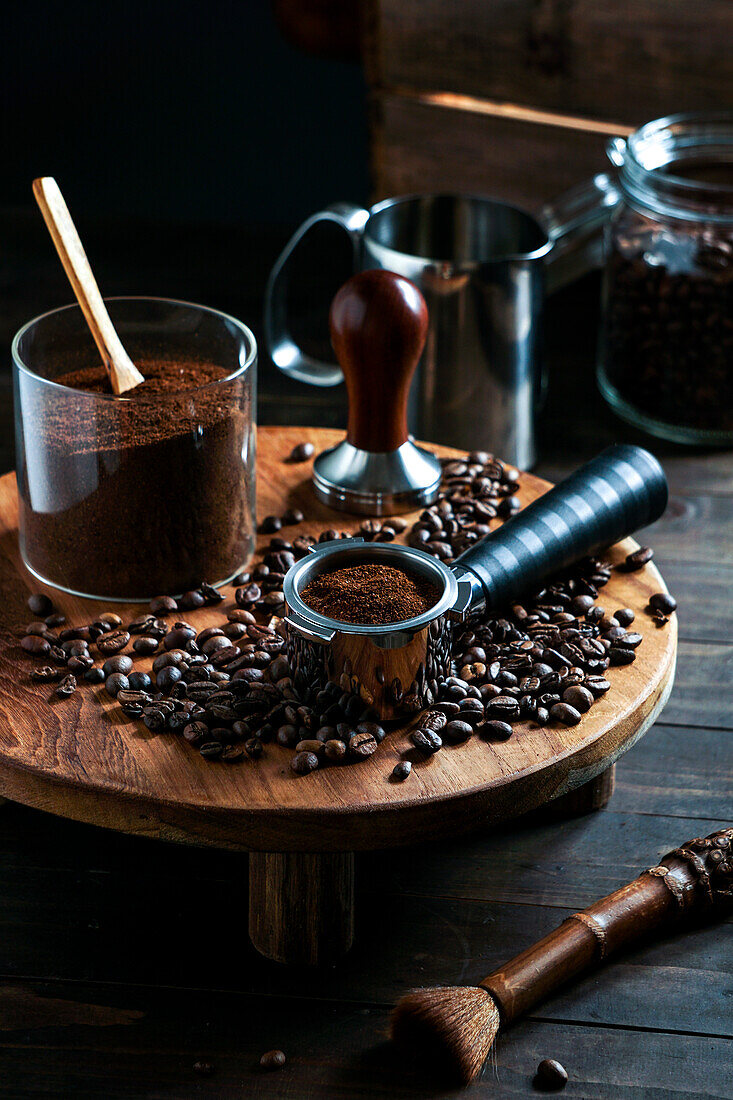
[312,439,442,515]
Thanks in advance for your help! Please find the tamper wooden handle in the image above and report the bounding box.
[329,270,428,453]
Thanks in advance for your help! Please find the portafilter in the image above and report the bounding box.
[284,445,668,721]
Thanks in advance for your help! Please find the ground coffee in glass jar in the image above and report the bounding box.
[301,563,439,625]
[18,355,253,598]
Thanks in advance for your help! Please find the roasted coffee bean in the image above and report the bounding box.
[649,591,677,615]
[609,646,636,666]
[623,546,653,571]
[45,612,66,628]
[276,724,299,747]
[200,581,224,604]
[497,495,521,518]
[324,739,346,761]
[480,719,514,741]
[178,589,205,611]
[615,608,635,627]
[442,720,473,743]
[421,710,447,733]
[534,1058,568,1090]
[25,621,54,638]
[260,515,282,534]
[28,592,54,616]
[128,671,152,692]
[235,584,261,607]
[164,625,196,650]
[199,741,223,760]
[260,1049,286,1070]
[105,672,129,697]
[183,721,208,745]
[355,721,386,744]
[391,760,412,781]
[618,631,643,649]
[562,685,594,713]
[221,745,244,762]
[484,695,520,720]
[281,507,304,525]
[156,665,183,691]
[56,673,77,697]
[21,635,50,656]
[67,653,94,673]
[149,595,177,615]
[96,630,131,656]
[244,736,264,758]
[83,666,105,684]
[30,665,63,682]
[410,728,442,755]
[289,441,314,462]
[291,750,319,774]
[550,702,582,726]
[585,676,611,696]
[296,738,325,756]
[133,635,160,656]
[348,730,378,758]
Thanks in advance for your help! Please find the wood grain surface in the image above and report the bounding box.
[368,0,733,126]
[0,427,677,852]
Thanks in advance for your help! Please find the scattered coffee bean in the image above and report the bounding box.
[221,745,244,762]
[348,730,378,758]
[28,592,54,616]
[615,608,635,627]
[324,739,346,761]
[291,750,319,774]
[105,672,129,697]
[260,515,282,534]
[96,630,131,656]
[535,1058,568,1089]
[288,441,314,462]
[200,741,224,760]
[178,589,205,611]
[480,720,513,741]
[193,1061,215,1076]
[30,666,63,682]
[56,674,77,697]
[550,702,582,726]
[133,635,160,656]
[260,1049,286,1070]
[562,685,594,713]
[442,719,473,743]
[649,591,677,615]
[149,595,177,615]
[410,728,442,755]
[391,760,412,780]
[21,635,50,656]
[623,546,653,571]
[281,507,304,525]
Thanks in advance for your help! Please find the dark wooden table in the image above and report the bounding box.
[0,212,731,1098]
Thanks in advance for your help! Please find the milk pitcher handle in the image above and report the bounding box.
[541,172,621,290]
[264,202,369,386]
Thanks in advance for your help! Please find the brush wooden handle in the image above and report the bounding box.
[480,827,733,1025]
[32,177,145,395]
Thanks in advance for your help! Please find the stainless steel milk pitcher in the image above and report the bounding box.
[265,178,620,469]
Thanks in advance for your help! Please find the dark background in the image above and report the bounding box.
[1,1,369,226]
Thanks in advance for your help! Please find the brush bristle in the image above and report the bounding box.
[390,985,501,1085]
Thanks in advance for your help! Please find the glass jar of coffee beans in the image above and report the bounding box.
[598,113,733,444]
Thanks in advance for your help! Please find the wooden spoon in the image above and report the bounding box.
[32,176,145,395]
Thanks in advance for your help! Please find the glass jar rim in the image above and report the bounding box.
[11,295,257,401]
[611,111,733,223]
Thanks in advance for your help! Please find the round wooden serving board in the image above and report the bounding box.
[0,427,677,855]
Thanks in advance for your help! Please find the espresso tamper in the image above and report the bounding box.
[286,445,668,721]
[311,269,442,515]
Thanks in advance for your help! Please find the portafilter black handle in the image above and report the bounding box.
[454,445,668,614]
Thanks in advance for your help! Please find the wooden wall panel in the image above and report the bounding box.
[371,93,609,213]
[370,0,733,126]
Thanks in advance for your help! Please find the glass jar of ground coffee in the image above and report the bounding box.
[598,113,733,444]
[13,297,256,600]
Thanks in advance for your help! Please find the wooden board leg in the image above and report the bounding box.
[248,851,355,966]
[541,764,616,820]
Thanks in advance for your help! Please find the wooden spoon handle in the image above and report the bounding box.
[32,177,144,395]
[480,826,733,1025]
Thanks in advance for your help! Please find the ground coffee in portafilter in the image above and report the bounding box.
[18,355,253,598]
[301,563,440,624]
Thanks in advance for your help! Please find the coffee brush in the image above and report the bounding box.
[391,825,733,1085]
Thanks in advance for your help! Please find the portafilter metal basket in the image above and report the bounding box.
[283,445,668,721]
